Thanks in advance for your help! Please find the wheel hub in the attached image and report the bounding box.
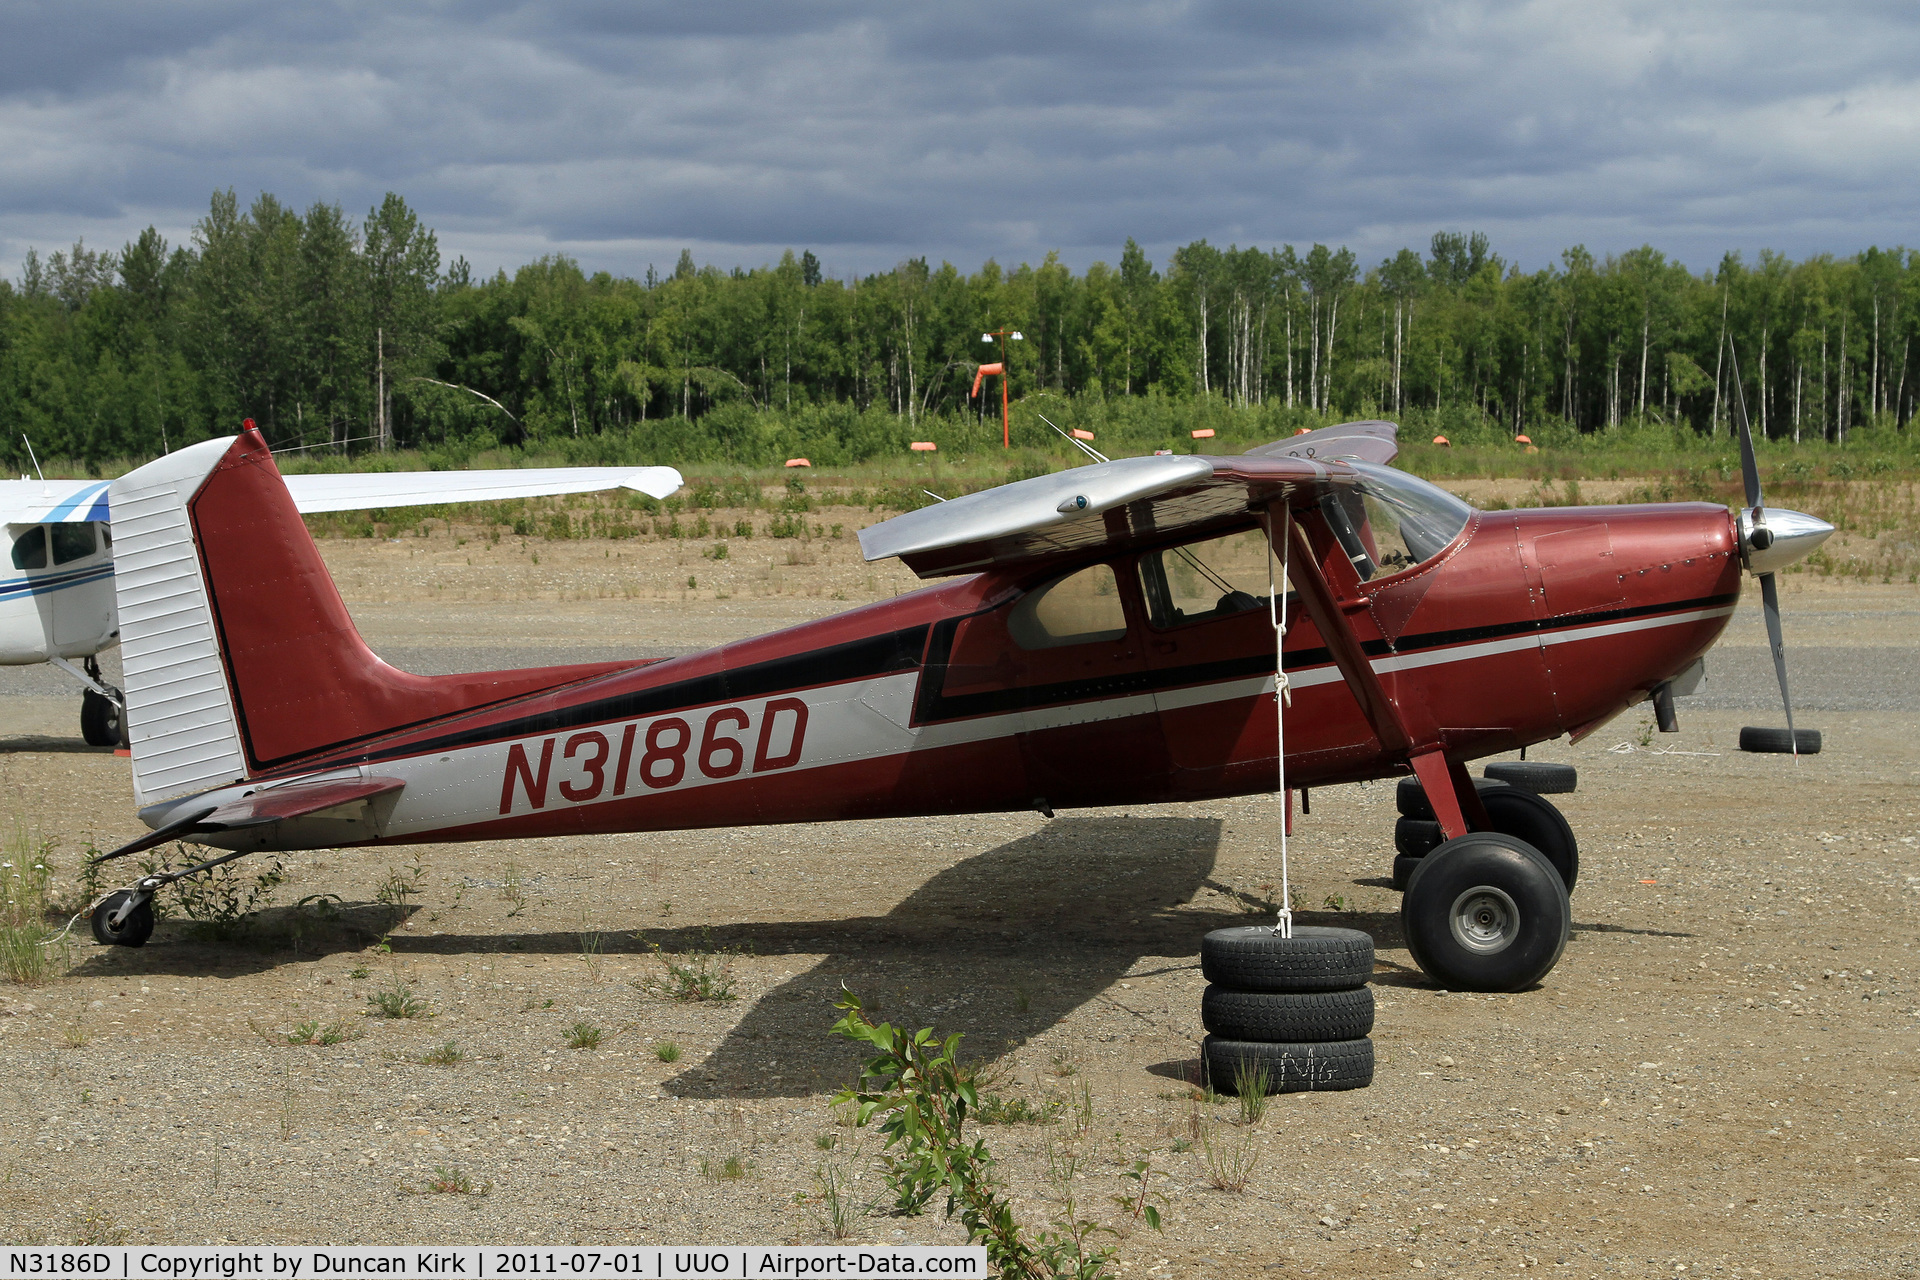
[1448,885,1520,955]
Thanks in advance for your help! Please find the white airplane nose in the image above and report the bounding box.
[1739,507,1835,575]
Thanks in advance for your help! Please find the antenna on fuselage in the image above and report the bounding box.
[1035,414,1110,465]
[21,435,44,483]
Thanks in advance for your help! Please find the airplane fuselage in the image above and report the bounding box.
[163,499,1741,852]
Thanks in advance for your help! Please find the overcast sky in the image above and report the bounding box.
[4,1,1918,284]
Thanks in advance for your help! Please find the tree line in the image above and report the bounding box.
[4,188,1918,471]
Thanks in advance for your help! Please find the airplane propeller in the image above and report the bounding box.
[1726,345,1834,758]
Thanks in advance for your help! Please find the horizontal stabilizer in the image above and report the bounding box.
[199,776,406,828]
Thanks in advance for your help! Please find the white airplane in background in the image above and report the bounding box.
[2,457,683,745]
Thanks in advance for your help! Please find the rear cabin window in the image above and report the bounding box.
[1008,564,1129,649]
[10,526,47,571]
[1137,528,1280,630]
[50,523,96,564]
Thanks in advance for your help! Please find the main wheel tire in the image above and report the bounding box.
[1396,775,1507,820]
[80,689,121,747]
[1394,817,1444,858]
[1402,834,1569,993]
[1482,761,1578,794]
[1391,853,1425,892]
[1739,726,1822,755]
[90,891,154,947]
[1200,926,1374,992]
[1477,786,1579,893]
[1201,986,1374,1041]
[1202,1035,1374,1094]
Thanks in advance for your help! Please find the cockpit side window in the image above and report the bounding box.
[1008,563,1130,649]
[1137,527,1288,630]
[1325,464,1474,583]
[10,526,48,571]
[50,522,97,565]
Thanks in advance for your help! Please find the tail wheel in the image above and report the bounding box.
[80,689,122,748]
[90,891,154,948]
[1402,834,1569,992]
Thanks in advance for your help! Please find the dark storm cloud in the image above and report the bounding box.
[4,2,1920,281]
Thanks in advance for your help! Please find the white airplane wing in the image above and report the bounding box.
[0,465,682,524]
[0,478,114,523]
[278,465,684,512]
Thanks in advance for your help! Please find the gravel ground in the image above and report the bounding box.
[0,529,1916,1275]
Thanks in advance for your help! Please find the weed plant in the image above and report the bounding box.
[640,932,741,1002]
[1199,1119,1259,1193]
[1,828,65,985]
[566,1022,605,1050]
[1232,1059,1274,1123]
[653,1041,682,1063]
[280,1020,363,1046]
[975,1095,1063,1126]
[419,1040,466,1066]
[365,978,432,1020]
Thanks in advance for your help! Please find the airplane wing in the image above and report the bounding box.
[0,478,115,523]
[0,463,682,524]
[861,420,1393,579]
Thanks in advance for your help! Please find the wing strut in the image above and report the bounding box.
[1276,498,1487,839]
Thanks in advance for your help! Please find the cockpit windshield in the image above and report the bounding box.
[1320,463,1474,581]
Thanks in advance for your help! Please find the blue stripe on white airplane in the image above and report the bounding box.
[44,481,112,522]
[0,563,116,602]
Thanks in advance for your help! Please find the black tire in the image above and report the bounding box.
[1394,817,1444,858]
[80,690,121,748]
[1200,926,1374,992]
[1739,726,1822,755]
[1396,775,1507,820]
[1402,834,1569,993]
[1201,986,1374,1041]
[1482,761,1577,794]
[1391,853,1425,892]
[90,891,154,947]
[1477,786,1579,893]
[1202,1036,1374,1094]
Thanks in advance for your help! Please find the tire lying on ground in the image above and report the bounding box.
[1202,1035,1375,1094]
[1482,760,1578,794]
[1739,726,1822,755]
[1201,986,1374,1042]
[1200,925,1375,992]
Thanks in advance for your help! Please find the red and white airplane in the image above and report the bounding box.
[84,409,1830,991]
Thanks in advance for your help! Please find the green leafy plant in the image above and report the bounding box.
[280,1019,363,1046]
[365,977,432,1020]
[419,1040,466,1066]
[140,845,284,940]
[830,987,1142,1279]
[566,1021,605,1050]
[641,932,740,1002]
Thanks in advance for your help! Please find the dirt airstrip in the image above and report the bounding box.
[1,514,1917,1277]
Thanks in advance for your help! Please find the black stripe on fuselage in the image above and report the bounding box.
[270,589,1734,774]
[907,590,1739,726]
[307,624,932,769]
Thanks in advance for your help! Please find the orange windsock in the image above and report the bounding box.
[1070,428,1095,441]
[784,458,811,468]
[909,441,938,452]
[970,363,1004,397]
[1514,434,1533,445]
[1432,435,1451,446]
[1191,428,1216,439]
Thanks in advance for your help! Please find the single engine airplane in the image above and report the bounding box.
[2,440,682,744]
[80,395,1831,991]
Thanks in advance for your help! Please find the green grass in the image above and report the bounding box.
[419,1040,466,1066]
[974,1094,1063,1126]
[566,1022,605,1050]
[653,1040,682,1063]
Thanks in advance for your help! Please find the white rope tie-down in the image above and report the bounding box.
[1265,502,1294,939]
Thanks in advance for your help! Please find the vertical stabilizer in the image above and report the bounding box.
[109,436,247,805]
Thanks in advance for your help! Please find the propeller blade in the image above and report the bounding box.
[1758,570,1797,759]
[1726,341,1764,512]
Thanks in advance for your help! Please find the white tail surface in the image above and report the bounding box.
[109,437,247,805]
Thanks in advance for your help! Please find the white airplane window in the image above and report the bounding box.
[1137,528,1279,630]
[1009,563,1129,649]
[11,526,48,571]
[50,522,96,565]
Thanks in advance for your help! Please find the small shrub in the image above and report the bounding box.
[365,979,432,1020]
[653,1041,682,1063]
[706,542,729,560]
[641,934,741,1002]
[566,1022,605,1050]
[975,1094,1062,1126]
[420,1040,466,1066]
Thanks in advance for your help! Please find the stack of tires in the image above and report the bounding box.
[1198,926,1375,1095]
